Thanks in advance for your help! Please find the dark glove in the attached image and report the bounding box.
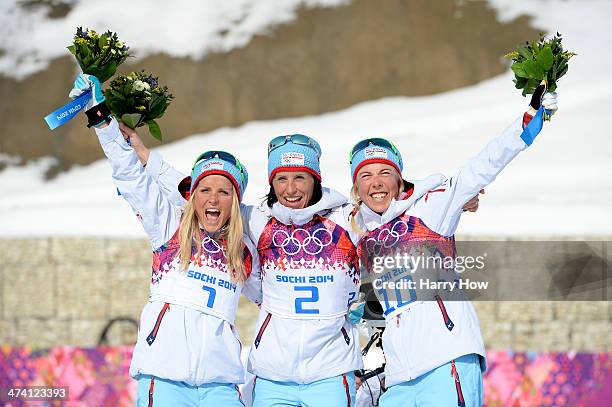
[529,84,547,110]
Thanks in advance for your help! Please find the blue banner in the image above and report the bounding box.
[520,106,544,146]
[44,91,91,130]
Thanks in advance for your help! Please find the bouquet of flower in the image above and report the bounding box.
[104,70,173,141]
[504,32,576,96]
[67,27,130,83]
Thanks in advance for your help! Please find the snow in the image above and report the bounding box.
[0,0,348,80]
[0,0,611,237]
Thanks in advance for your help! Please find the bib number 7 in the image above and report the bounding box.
[201,285,216,308]
[294,286,319,314]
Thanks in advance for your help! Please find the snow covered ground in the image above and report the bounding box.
[0,0,611,237]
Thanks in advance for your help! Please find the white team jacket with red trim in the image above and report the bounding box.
[151,163,368,382]
[95,119,261,386]
[355,116,536,387]
[242,190,364,384]
[140,142,446,385]
[241,175,445,383]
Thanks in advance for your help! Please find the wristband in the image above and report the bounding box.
[85,102,112,128]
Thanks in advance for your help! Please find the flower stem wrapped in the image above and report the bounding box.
[67,27,131,83]
[104,70,173,141]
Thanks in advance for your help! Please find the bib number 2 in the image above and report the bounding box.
[294,286,319,314]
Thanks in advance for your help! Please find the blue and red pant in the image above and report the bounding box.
[137,375,245,407]
[252,372,355,407]
[380,354,482,407]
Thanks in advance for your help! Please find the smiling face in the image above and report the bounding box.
[355,162,402,214]
[193,175,235,233]
[271,170,315,209]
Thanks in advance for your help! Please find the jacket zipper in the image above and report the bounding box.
[435,295,454,331]
[340,326,350,345]
[254,313,272,348]
[146,303,170,345]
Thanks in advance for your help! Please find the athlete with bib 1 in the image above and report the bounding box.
[72,74,262,406]
[349,87,559,406]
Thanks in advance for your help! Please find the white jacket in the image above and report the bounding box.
[355,116,532,386]
[243,190,365,383]
[95,119,261,385]
[139,140,365,383]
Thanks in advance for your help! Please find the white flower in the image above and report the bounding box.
[133,80,151,92]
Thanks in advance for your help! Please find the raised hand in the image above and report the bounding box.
[119,121,150,165]
[463,189,484,212]
[69,73,105,111]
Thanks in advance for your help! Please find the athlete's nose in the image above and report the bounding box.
[285,180,298,195]
[371,176,384,189]
[208,191,219,205]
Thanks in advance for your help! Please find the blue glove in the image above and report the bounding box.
[348,301,365,324]
[69,73,105,111]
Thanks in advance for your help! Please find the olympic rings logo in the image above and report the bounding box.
[272,227,333,255]
[201,235,225,255]
[365,219,409,257]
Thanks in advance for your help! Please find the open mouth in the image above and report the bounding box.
[205,208,221,222]
[369,192,388,201]
[283,196,303,204]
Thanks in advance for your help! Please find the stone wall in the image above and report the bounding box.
[1,238,610,351]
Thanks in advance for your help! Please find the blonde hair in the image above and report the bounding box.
[178,187,247,284]
[349,171,404,236]
[350,184,367,237]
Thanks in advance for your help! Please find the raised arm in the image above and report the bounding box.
[414,90,558,236]
[94,119,181,249]
[121,123,187,208]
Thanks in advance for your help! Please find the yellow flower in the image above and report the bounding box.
[504,51,519,59]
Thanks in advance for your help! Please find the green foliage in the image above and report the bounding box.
[104,70,174,141]
[67,27,131,83]
[147,120,162,142]
[504,32,576,96]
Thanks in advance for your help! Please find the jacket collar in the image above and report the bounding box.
[358,173,445,231]
[270,187,347,225]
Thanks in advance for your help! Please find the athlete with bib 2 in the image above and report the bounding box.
[72,74,262,406]
[349,87,559,406]
[241,135,364,406]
